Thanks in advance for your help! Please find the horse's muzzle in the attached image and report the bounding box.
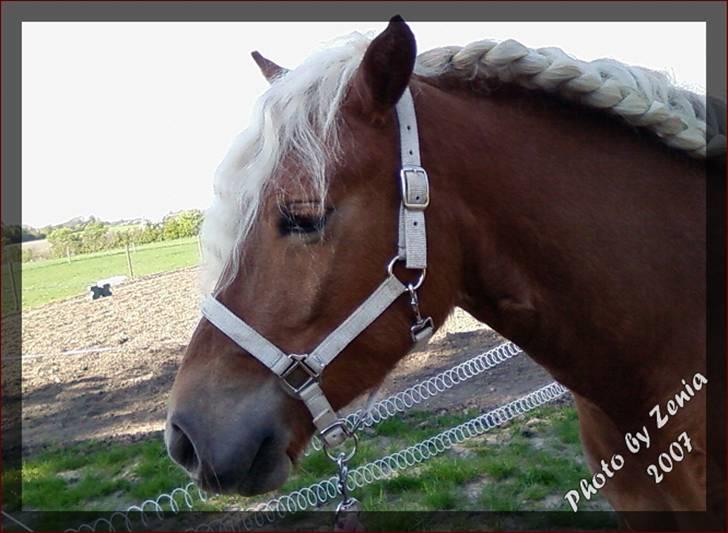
[165,409,292,495]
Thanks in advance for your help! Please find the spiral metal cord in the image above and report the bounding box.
[310,340,523,451]
[65,483,208,533]
[199,382,568,532]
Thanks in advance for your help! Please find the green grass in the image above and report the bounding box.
[12,237,200,311]
[20,440,186,511]
[15,406,617,531]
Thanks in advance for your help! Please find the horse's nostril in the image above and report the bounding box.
[167,423,200,473]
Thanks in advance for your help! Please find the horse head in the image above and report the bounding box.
[165,17,460,495]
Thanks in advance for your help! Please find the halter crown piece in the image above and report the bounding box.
[201,87,432,449]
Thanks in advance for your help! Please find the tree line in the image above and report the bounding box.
[44,210,204,259]
[2,224,46,244]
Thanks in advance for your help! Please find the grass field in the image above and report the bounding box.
[3,237,200,312]
[15,406,616,531]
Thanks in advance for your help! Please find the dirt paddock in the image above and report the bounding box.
[16,267,555,455]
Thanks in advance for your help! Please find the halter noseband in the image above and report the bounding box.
[201,87,432,449]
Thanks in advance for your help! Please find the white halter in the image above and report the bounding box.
[201,87,432,448]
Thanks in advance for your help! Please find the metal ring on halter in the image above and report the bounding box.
[387,256,426,290]
[323,430,358,462]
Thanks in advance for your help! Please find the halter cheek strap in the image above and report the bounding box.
[397,87,429,269]
[201,87,432,448]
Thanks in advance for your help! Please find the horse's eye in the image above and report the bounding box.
[278,204,331,237]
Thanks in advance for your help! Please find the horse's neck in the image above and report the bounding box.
[419,80,706,420]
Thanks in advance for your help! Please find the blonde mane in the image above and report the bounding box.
[201,33,369,290]
[202,32,719,291]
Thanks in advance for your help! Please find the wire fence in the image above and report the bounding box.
[55,340,571,533]
[63,381,569,533]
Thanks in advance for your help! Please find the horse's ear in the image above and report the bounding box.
[251,51,289,83]
[349,15,416,121]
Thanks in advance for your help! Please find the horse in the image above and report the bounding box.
[166,17,721,527]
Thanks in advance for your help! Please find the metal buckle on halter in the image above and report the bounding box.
[400,165,430,210]
[280,354,320,395]
[321,421,352,453]
[322,421,358,460]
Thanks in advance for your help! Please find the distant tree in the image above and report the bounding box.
[47,227,81,257]
[2,224,22,245]
[137,223,163,244]
[162,210,203,240]
[79,221,109,253]
[20,226,46,242]
[47,227,73,245]
[47,227,69,257]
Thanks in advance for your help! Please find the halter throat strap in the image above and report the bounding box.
[200,87,430,448]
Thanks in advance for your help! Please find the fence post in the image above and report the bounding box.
[66,245,71,264]
[196,235,203,261]
[125,241,134,279]
[6,256,20,312]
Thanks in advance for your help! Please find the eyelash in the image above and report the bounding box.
[278,206,332,236]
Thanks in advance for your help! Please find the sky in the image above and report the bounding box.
[21,21,706,228]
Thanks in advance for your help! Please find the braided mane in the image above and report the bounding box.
[415,39,722,158]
